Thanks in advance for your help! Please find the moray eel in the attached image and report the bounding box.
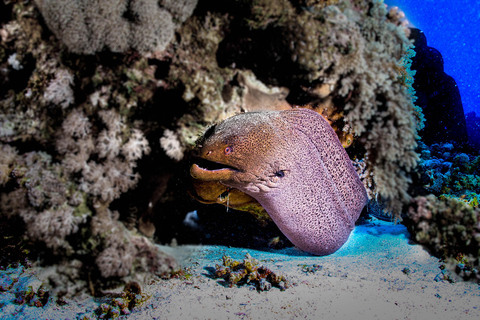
[190,108,368,255]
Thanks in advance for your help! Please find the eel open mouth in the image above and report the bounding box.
[190,157,241,181]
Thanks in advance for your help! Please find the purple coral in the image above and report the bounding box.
[81,159,139,203]
[60,109,91,139]
[96,129,122,160]
[57,108,149,202]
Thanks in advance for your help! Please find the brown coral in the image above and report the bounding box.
[213,253,289,291]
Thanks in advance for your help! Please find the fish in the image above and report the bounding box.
[190,108,368,255]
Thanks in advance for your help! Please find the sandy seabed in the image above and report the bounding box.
[1,218,479,320]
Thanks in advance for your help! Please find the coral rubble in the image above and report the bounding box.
[92,281,150,318]
[213,253,289,291]
[0,266,50,309]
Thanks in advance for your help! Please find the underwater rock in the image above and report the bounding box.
[409,28,468,145]
[191,109,367,255]
[237,71,291,112]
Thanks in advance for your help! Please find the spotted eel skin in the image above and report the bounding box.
[191,108,368,255]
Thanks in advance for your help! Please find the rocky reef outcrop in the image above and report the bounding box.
[0,0,423,292]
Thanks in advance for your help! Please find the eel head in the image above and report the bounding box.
[190,112,289,194]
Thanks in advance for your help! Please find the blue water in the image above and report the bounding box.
[385,0,480,117]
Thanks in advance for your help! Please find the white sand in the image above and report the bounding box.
[2,218,480,319]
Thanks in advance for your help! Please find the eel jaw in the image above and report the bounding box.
[190,159,241,182]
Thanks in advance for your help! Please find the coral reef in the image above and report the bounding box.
[417,142,480,209]
[404,194,480,282]
[1,0,423,295]
[0,0,179,294]
[213,254,289,291]
[403,141,480,282]
[34,0,198,54]
[0,132,177,280]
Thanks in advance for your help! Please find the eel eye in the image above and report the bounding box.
[274,170,285,178]
[224,146,232,155]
